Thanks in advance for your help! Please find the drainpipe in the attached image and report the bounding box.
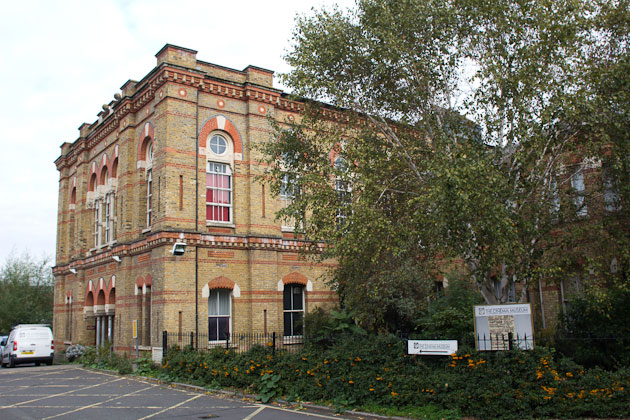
[194,84,201,349]
[538,279,546,330]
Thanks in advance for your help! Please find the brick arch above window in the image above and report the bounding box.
[283,272,308,286]
[137,122,155,162]
[199,116,243,156]
[202,276,241,298]
[278,272,313,292]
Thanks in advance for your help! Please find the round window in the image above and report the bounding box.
[210,135,227,155]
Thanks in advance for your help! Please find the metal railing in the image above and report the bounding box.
[475,332,535,351]
[162,331,304,354]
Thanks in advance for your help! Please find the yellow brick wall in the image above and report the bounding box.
[53,46,337,355]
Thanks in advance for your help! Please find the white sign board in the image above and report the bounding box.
[408,340,458,355]
[474,303,534,351]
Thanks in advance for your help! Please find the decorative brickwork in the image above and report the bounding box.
[52,44,337,356]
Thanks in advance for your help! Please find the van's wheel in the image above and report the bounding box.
[35,362,40,366]
[8,358,15,368]
[46,360,52,366]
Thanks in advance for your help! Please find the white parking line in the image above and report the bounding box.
[0,376,125,409]
[242,405,266,420]
[41,382,158,419]
[136,394,202,420]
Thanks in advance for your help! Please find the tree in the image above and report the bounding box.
[258,0,629,330]
[0,253,54,333]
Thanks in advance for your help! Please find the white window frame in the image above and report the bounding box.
[206,162,233,224]
[104,192,115,243]
[280,174,299,230]
[208,289,231,342]
[93,199,102,247]
[283,284,305,337]
[571,169,587,217]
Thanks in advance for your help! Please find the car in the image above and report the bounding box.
[1,325,53,368]
[0,335,7,362]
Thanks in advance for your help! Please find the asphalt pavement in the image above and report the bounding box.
[0,364,391,420]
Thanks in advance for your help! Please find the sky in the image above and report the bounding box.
[0,0,356,266]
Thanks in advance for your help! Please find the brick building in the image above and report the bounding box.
[53,45,337,358]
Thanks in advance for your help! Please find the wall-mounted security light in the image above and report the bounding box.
[112,256,121,263]
[170,242,187,256]
[69,268,77,274]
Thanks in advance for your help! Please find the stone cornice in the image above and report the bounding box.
[52,231,324,275]
[55,64,306,171]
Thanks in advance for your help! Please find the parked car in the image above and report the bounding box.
[0,335,7,361]
[1,325,53,368]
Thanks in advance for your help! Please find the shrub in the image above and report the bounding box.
[415,275,484,344]
[556,282,630,369]
[65,344,87,362]
[159,334,630,418]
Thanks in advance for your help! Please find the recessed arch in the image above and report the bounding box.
[96,290,106,306]
[108,288,116,305]
[88,173,97,192]
[199,115,242,155]
[99,166,108,185]
[111,158,118,178]
[137,122,155,162]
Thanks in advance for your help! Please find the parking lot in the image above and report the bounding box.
[0,364,377,420]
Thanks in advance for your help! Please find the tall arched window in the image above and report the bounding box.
[145,141,154,229]
[208,289,231,341]
[283,284,304,337]
[93,199,102,247]
[206,134,234,224]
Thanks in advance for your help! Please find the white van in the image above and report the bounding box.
[1,325,54,368]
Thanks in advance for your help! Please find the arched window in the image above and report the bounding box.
[104,192,115,243]
[206,133,234,224]
[283,284,304,337]
[571,167,587,217]
[208,289,231,341]
[70,187,76,205]
[93,199,102,247]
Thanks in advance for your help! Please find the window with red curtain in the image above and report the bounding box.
[206,162,232,223]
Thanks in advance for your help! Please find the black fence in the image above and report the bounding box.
[162,331,304,354]
[475,333,535,351]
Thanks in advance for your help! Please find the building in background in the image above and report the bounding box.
[53,45,336,358]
